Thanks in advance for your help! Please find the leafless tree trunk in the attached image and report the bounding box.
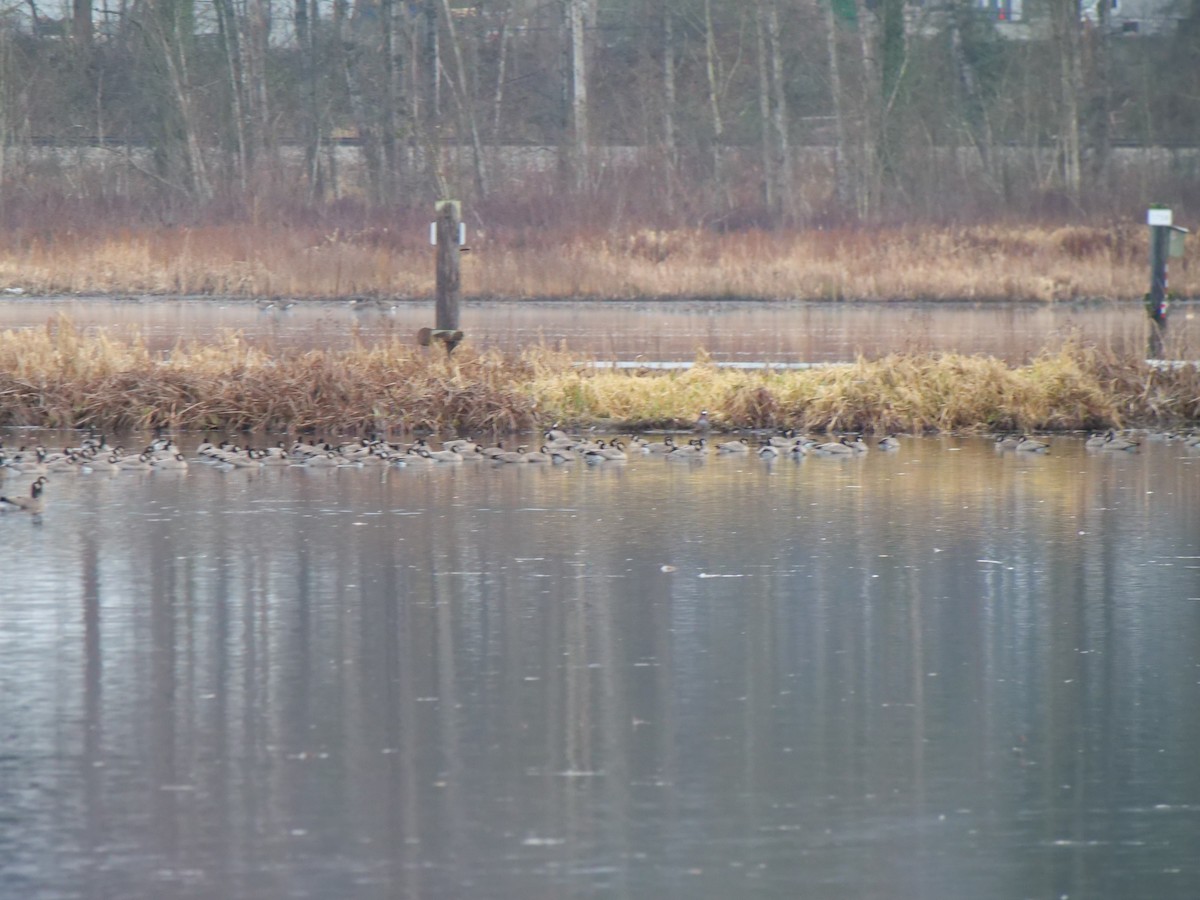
[440,0,488,197]
[854,0,882,220]
[825,0,851,213]
[565,0,590,193]
[1051,0,1083,201]
[490,9,511,142]
[72,0,92,47]
[662,6,677,162]
[660,4,678,213]
[243,0,272,180]
[703,0,727,207]
[424,0,440,121]
[214,0,248,195]
[765,0,793,221]
[294,0,326,201]
[949,7,996,192]
[1082,7,1111,188]
[135,0,212,202]
[754,0,792,221]
[755,3,774,212]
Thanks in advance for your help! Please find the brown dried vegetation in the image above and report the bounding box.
[2,318,1197,436]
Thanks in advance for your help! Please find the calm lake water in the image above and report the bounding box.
[1,295,1195,362]
[1,432,1199,899]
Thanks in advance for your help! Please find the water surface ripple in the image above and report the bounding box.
[1,435,1199,899]
[1,296,1191,362]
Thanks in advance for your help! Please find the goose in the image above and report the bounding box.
[666,438,707,459]
[716,439,751,454]
[90,453,122,472]
[118,452,154,471]
[1085,431,1111,450]
[403,446,437,465]
[1142,429,1178,442]
[694,410,711,432]
[491,446,530,464]
[291,439,325,458]
[757,443,781,458]
[1100,432,1139,452]
[260,445,293,466]
[549,447,576,464]
[423,446,464,463]
[151,452,190,470]
[476,441,512,460]
[46,452,84,473]
[544,436,579,451]
[640,436,676,455]
[304,451,344,467]
[522,446,553,463]
[221,448,264,468]
[7,447,48,474]
[994,434,1022,450]
[0,476,46,513]
[339,440,376,461]
[843,436,870,453]
[81,432,111,454]
[877,434,901,450]
[1015,436,1050,453]
[790,438,814,457]
[767,429,798,448]
[587,440,628,461]
[809,438,856,456]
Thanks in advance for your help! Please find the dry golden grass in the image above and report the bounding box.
[2,318,1197,435]
[0,221,1181,302]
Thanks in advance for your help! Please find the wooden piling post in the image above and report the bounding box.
[417,199,465,353]
[436,200,461,333]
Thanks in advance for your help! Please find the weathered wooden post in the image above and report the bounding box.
[417,199,466,353]
[1144,207,1188,360]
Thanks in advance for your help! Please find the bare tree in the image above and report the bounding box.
[440,0,489,197]
[133,0,213,201]
[1049,0,1084,201]
[72,0,92,47]
[703,0,728,209]
[825,0,852,214]
[564,0,590,192]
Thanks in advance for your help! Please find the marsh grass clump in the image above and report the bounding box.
[531,349,1199,434]
[0,319,1197,435]
[0,318,542,434]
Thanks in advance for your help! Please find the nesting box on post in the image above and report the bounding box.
[1145,207,1190,359]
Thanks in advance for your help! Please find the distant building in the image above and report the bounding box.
[1080,0,1191,35]
[973,0,1192,36]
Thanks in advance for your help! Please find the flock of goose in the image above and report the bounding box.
[0,424,1196,514]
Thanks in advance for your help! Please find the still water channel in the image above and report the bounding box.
[1,432,1199,899]
[0,295,1193,362]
